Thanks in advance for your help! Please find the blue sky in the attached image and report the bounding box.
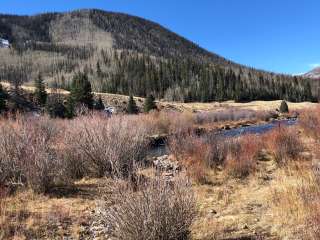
[1,0,319,75]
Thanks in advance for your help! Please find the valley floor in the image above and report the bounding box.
[2,150,316,240]
[1,81,318,113]
[1,96,320,240]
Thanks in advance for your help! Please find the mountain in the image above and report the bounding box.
[0,9,316,102]
[304,67,320,79]
[0,9,232,65]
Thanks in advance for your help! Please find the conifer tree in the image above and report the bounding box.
[69,72,94,109]
[46,95,66,118]
[0,84,7,113]
[96,61,103,78]
[94,96,105,110]
[144,94,157,113]
[127,95,138,114]
[34,73,47,106]
[65,97,75,119]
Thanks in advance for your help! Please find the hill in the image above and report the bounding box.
[0,9,316,102]
[304,67,320,79]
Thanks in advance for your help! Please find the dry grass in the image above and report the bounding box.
[0,103,318,239]
[160,99,318,112]
[194,108,275,125]
[265,107,320,239]
[0,177,110,240]
[2,81,318,115]
[269,162,320,239]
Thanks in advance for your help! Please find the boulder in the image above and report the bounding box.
[153,155,180,172]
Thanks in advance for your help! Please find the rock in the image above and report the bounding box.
[217,165,223,171]
[257,149,273,162]
[209,209,217,214]
[148,134,168,147]
[260,175,273,181]
[243,224,249,230]
[153,155,180,172]
[312,159,320,173]
[299,152,313,161]
[224,125,231,130]
[162,172,174,178]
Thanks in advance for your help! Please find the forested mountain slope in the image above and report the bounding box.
[0,9,317,102]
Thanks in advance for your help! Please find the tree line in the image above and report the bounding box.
[0,70,158,117]
[95,50,316,103]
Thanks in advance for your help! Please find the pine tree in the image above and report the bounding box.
[94,96,105,110]
[127,95,138,114]
[65,97,75,119]
[46,95,66,118]
[0,84,7,113]
[69,72,94,109]
[96,61,103,78]
[34,73,47,106]
[144,94,157,113]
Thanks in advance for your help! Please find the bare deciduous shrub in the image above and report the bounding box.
[65,115,148,178]
[101,177,197,240]
[169,133,209,184]
[0,116,65,193]
[299,107,320,140]
[225,135,261,178]
[143,111,194,135]
[170,133,261,180]
[204,135,230,168]
[266,128,304,165]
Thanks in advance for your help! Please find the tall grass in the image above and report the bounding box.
[271,164,320,239]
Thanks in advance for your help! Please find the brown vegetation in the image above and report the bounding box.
[101,176,196,240]
[0,103,319,239]
[0,113,151,193]
[263,128,305,165]
[64,114,148,178]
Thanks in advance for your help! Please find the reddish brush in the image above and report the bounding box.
[225,135,261,178]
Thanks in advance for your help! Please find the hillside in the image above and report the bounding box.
[304,67,320,79]
[0,9,231,64]
[0,9,316,102]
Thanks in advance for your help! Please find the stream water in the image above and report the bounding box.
[219,118,297,137]
[149,118,298,158]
